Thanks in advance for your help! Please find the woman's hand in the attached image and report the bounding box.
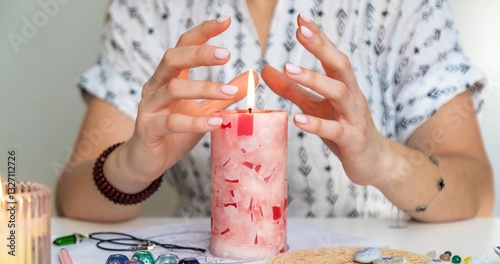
[263,13,389,186]
[124,17,249,183]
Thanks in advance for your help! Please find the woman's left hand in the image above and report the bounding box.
[262,13,389,186]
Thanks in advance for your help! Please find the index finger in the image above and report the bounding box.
[296,13,359,93]
[176,16,231,47]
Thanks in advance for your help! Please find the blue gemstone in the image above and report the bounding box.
[155,253,180,264]
[124,260,144,264]
[178,257,200,264]
[105,254,129,264]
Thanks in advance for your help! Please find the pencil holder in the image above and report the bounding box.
[0,181,51,264]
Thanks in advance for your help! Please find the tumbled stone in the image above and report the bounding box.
[353,247,383,263]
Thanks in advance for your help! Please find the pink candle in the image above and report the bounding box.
[210,68,288,260]
[210,109,288,260]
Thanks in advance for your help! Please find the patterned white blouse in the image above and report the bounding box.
[79,0,484,218]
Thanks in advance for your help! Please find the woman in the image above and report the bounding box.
[56,0,493,222]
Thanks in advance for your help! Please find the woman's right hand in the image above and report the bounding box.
[122,16,248,184]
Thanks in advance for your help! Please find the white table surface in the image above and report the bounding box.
[52,217,500,262]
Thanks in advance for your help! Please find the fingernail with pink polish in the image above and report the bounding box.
[221,85,238,95]
[300,26,313,39]
[208,117,223,126]
[213,48,230,59]
[299,12,312,24]
[285,63,302,75]
[295,114,309,124]
[216,15,230,23]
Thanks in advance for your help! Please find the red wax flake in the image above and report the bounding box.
[284,198,287,209]
[221,122,232,129]
[224,203,237,208]
[255,165,261,173]
[272,206,281,220]
[259,206,264,217]
[263,175,272,183]
[230,190,235,197]
[280,247,286,253]
[241,148,247,153]
[223,159,231,167]
[237,113,254,136]
[243,161,253,169]
[221,228,230,235]
[248,198,253,210]
[225,179,239,183]
[251,213,254,222]
[254,235,259,245]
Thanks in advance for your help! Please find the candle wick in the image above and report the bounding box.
[248,108,253,113]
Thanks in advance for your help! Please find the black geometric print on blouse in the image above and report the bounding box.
[326,178,337,206]
[305,211,316,218]
[348,209,359,218]
[162,10,169,20]
[110,40,124,54]
[365,3,375,31]
[398,115,424,130]
[350,42,358,54]
[185,18,194,30]
[121,71,140,85]
[233,58,245,76]
[132,41,151,61]
[187,154,209,205]
[298,146,312,177]
[310,0,324,19]
[374,25,386,56]
[446,63,471,74]
[105,91,117,104]
[256,83,266,109]
[322,143,331,158]
[130,7,147,27]
[303,186,316,206]
[278,0,295,112]
[427,86,458,99]
[393,57,409,86]
[99,68,109,84]
[284,23,296,52]
[217,70,226,84]
[278,97,292,112]
[348,183,357,199]
[231,1,245,76]
[336,9,348,37]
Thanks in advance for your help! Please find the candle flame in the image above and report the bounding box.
[247,69,255,110]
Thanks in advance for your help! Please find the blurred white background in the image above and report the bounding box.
[0,0,499,217]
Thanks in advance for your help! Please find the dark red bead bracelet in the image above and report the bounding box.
[93,142,163,205]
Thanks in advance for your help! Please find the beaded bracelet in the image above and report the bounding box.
[414,154,445,213]
[93,142,163,205]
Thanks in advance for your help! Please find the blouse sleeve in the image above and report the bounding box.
[393,0,485,144]
[77,0,171,119]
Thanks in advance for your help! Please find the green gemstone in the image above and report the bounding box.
[132,251,155,264]
[52,233,86,246]
[452,255,462,263]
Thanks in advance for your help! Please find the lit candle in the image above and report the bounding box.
[0,178,51,264]
[210,69,288,260]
